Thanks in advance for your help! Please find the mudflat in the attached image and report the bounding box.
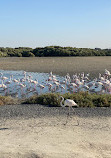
[0,57,111,77]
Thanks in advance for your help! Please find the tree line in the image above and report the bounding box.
[0,46,111,57]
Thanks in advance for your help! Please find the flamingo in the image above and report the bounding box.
[49,71,52,77]
[60,79,67,92]
[46,82,53,92]
[0,81,7,95]
[65,73,71,84]
[38,84,45,94]
[80,85,89,92]
[70,83,77,93]
[30,79,38,90]
[60,96,79,125]
[49,71,56,79]
[53,81,60,87]
[1,76,8,81]
[5,79,12,94]
[11,75,19,86]
[59,85,65,92]
[19,83,26,96]
[23,71,27,80]
[47,76,52,81]
[105,69,111,77]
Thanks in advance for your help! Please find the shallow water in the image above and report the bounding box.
[0,70,110,98]
[0,70,68,98]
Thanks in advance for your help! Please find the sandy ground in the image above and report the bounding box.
[0,105,111,158]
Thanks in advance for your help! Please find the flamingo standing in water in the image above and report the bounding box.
[105,69,111,78]
[0,80,7,95]
[60,79,67,93]
[38,84,45,94]
[19,83,26,97]
[46,82,53,92]
[30,79,38,90]
[70,83,77,93]
[59,85,65,92]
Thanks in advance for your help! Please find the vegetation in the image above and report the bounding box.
[0,96,19,106]
[0,46,111,57]
[23,92,111,107]
[0,92,111,107]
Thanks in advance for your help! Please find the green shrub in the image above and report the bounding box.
[24,93,60,106]
[1,46,111,57]
[23,92,111,107]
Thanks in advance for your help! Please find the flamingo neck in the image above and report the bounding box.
[60,97,64,107]
[2,80,3,85]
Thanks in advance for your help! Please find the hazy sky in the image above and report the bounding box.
[0,0,111,48]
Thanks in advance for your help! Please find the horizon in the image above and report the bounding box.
[0,45,111,50]
[0,0,111,49]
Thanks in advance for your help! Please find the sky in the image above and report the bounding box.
[0,0,111,49]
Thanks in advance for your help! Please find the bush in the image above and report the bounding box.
[23,92,111,107]
[22,51,35,57]
[1,46,111,57]
[24,93,60,106]
[0,96,19,105]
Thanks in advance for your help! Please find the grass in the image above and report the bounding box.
[23,92,111,107]
[0,57,111,78]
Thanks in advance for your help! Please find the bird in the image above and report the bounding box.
[0,81,7,95]
[46,82,53,92]
[49,71,52,77]
[70,83,77,93]
[105,69,111,76]
[59,85,65,92]
[38,84,45,94]
[60,96,79,125]
[19,83,26,96]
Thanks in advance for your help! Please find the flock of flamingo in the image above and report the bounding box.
[0,69,111,98]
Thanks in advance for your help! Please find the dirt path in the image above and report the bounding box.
[0,105,111,158]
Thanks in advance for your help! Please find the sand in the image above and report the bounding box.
[0,105,111,158]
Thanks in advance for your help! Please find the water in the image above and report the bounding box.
[0,70,110,98]
[0,70,68,98]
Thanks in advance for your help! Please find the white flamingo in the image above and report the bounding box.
[38,84,45,94]
[60,79,67,92]
[105,69,111,76]
[19,83,26,96]
[30,79,38,90]
[59,85,65,92]
[70,83,77,93]
[0,81,7,95]
[60,96,79,125]
[46,82,53,92]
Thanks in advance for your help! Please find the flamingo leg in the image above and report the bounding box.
[65,84,66,93]
[4,89,6,96]
[71,107,79,126]
[64,106,70,125]
[40,88,42,94]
